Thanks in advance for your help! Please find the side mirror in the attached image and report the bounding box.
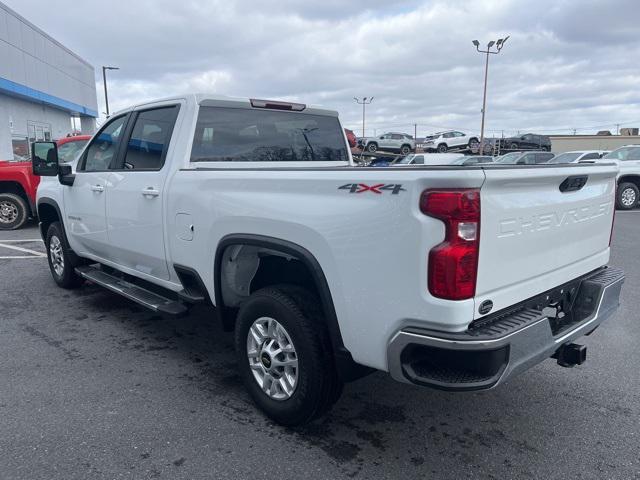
[32,142,59,176]
[520,136,526,140]
[379,136,384,139]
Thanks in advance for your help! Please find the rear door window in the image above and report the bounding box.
[191,107,348,162]
[116,106,179,170]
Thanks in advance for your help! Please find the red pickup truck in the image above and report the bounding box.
[0,135,90,229]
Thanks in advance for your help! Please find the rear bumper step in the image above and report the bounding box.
[387,266,625,391]
[75,265,188,316]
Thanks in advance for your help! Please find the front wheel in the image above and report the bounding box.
[235,285,343,426]
[617,182,639,210]
[367,142,378,153]
[0,193,28,230]
[509,142,519,150]
[400,144,411,155]
[46,222,84,289]
[437,143,448,153]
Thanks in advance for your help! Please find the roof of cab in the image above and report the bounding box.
[111,93,339,117]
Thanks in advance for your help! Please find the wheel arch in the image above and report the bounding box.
[214,233,369,381]
[618,175,640,190]
[36,197,64,241]
[0,180,32,215]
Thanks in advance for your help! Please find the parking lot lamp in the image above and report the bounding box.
[472,37,508,154]
[353,97,374,137]
[102,66,119,118]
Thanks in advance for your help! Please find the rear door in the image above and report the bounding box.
[64,115,128,257]
[475,164,617,317]
[105,105,180,280]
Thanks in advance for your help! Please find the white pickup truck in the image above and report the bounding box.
[32,94,624,426]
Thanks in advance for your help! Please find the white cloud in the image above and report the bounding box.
[7,0,640,136]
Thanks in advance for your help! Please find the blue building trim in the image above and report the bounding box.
[0,76,98,118]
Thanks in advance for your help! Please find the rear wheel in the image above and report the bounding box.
[437,143,448,153]
[0,193,28,230]
[617,182,639,210]
[468,138,479,150]
[235,285,343,426]
[400,144,411,155]
[367,142,378,153]
[46,222,84,289]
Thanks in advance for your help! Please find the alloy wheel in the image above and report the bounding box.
[49,235,65,276]
[0,201,18,224]
[246,316,298,400]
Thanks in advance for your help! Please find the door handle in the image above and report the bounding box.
[91,184,104,192]
[141,187,160,197]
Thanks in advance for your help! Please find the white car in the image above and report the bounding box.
[32,93,624,426]
[598,145,640,209]
[548,150,608,164]
[422,130,479,153]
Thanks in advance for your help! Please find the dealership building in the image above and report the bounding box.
[0,1,97,161]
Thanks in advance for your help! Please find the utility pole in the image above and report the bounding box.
[353,97,373,137]
[616,123,620,135]
[472,36,509,155]
[414,123,418,151]
[102,66,119,118]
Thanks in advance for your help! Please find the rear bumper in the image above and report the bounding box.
[387,266,625,391]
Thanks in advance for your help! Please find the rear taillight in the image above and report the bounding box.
[420,189,480,300]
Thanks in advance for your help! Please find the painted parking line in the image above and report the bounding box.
[0,242,46,258]
[0,239,43,243]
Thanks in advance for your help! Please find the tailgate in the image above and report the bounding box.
[475,164,617,319]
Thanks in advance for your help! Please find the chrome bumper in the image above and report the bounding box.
[387,267,625,391]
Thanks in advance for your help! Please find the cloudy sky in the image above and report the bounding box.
[7,0,640,136]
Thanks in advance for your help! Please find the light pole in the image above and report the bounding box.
[472,36,508,154]
[102,66,119,118]
[353,97,373,137]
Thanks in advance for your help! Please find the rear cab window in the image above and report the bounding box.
[190,106,348,163]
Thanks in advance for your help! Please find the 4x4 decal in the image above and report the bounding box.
[338,183,405,195]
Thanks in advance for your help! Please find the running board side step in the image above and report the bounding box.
[75,265,188,316]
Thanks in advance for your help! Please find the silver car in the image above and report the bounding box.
[358,132,415,154]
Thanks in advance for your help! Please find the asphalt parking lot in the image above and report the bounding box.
[1,213,639,480]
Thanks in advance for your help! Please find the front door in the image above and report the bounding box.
[105,105,180,281]
[64,115,128,257]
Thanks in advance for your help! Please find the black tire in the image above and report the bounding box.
[45,222,84,289]
[367,142,378,153]
[235,285,343,426]
[509,142,519,150]
[468,138,479,149]
[616,182,639,210]
[437,143,448,153]
[400,144,411,155]
[0,193,29,230]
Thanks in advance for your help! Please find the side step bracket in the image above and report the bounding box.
[75,265,188,316]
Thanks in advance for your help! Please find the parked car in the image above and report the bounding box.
[56,135,92,164]
[33,93,623,426]
[0,159,39,230]
[344,129,356,148]
[495,151,555,164]
[357,132,415,154]
[422,130,479,153]
[598,145,640,209]
[499,133,551,151]
[548,150,607,164]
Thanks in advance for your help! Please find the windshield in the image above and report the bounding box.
[604,146,640,161]
[548,152,582,164]
[191,107,348,162]
[495,152,522,164]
